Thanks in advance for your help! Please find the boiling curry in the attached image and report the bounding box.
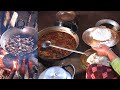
[38,31,77,59]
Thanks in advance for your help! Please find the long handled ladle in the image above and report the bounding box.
[42,41,89,56]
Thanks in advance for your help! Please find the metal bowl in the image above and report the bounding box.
[82,26,119,47]
[0,27,38,56]
[79,49,95,71]
[56,11,76,21]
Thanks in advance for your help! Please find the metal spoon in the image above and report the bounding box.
[42,41,89,56]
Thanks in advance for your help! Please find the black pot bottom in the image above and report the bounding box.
[38,52,74,68]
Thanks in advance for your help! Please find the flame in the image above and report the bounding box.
[0,50,6,58]
[13,61,17,70]
[0,49,8,59]
[0,49,8,68]
[0,55,4,59]
[1,50,8,55]
[0,57,4,68]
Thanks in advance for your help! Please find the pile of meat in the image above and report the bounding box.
[5,35,35,56]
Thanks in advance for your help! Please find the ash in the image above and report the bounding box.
[5,35,35,56]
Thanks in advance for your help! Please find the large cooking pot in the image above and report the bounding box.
[38,64,75,79]
[0,27,38,56]
[82,19,120,47]
[38,26,79,61]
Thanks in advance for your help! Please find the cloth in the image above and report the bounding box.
[110,58,120,75]
[86,64,120,79]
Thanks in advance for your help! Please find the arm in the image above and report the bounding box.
[107,49,120,75]
[92,44,120,75]
[106,48,119,62]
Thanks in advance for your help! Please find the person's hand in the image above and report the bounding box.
[91,44,110,56]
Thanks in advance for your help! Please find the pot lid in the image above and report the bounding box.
[56,11,76,22]
[41,66,67,79]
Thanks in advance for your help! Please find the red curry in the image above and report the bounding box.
[38,31,77,59]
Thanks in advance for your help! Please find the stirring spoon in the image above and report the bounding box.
[42,41,89,56]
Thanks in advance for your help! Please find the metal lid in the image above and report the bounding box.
[56,11,76,21]
[40,66,67,79]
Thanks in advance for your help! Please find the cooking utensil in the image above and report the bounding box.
[42,41,88,56]
[79,49,96,71]
[82,26,119,47]
[55,11,78,32]
[54,21,78,32]
[38,64,75,79]
[56,11,76,22]
[15,19,26,29]
[80,48,112,71]
[0,27,38,56]
[95,19,120,31]
[16,11,34,29]
[38,26,79,60]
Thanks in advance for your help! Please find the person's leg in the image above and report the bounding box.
[86,64,120,79]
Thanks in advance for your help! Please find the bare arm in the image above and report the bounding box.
[92,44,120,75]
[92,44,118,61]
[106,49,119,62]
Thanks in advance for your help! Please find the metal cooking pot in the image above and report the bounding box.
[0,27,38,56]
[56,11,76,22]
[95,19,120,31]
[55,11,78,32]
[82,19,120,47]
[38,26,79,60]
[38,64,75,79]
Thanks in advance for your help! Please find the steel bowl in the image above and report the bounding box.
[82,26,119,47]
[0,27,38,56]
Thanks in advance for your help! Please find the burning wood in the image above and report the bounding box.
[0,49,7,68]
[0,48,39,79]
[0,49,8,55]
[13,61,17,70]
[0,69,5,79]
[8,61,18,79]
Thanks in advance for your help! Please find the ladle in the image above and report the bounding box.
[42,41,89,56]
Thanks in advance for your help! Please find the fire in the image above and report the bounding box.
[0,49,8,66]
[0,49,8,55]
[0,57,4,68]
[13,61,17,70]
[0,55,4,60]
[0,50,7,59]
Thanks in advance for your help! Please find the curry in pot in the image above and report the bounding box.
[38,31,77,59]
